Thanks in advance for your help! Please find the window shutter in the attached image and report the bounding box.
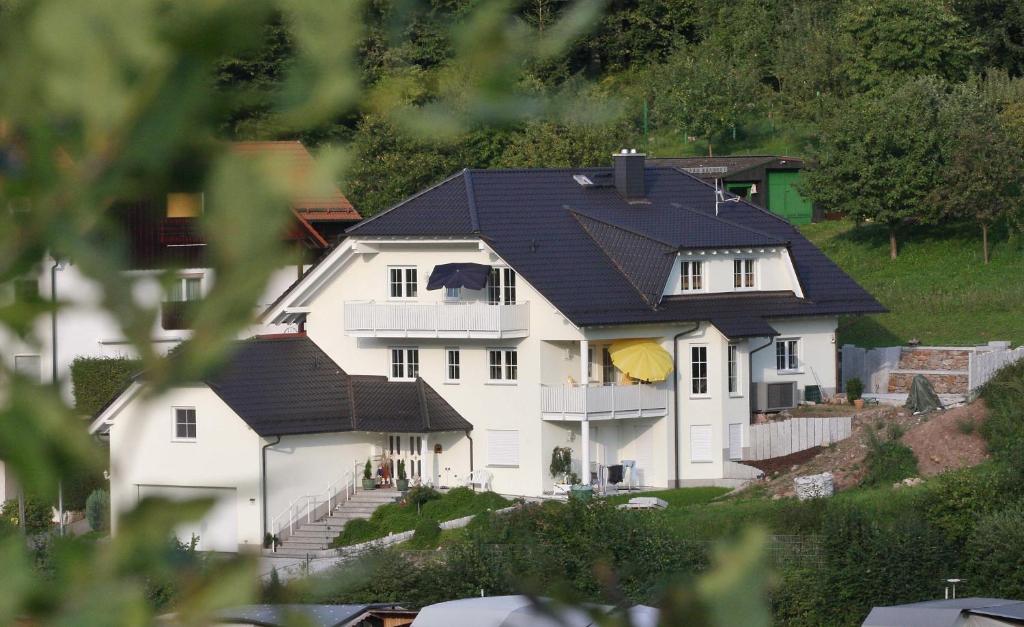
[487,430,519,467]
[690,425,713,463]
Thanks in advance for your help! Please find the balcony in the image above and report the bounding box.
[541,383,669,421]
[343,300,530,339]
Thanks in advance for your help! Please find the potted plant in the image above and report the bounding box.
[570,477,593,501]
[846,377,865,409]
[362,458,376,490]
[396,459,409,492]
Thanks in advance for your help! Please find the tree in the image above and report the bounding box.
[953,0,1024,76]
[931,84,1024,263]
[652,42,764,156]
[801,77,950,259]
[838,0,979,90]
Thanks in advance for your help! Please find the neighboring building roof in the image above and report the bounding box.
[346,165,883,327]
[211,603,406,627]
[863,597,1024,627]
[647,155,805,180]
[230,141,360,222]
[197,334,472,436]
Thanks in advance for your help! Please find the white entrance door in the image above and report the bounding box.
[728,423,743,461]
[137,485,238,552]
[388,434,424,481]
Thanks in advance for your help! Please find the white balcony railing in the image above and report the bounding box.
[541,383,669,421]
[344,300,530,339]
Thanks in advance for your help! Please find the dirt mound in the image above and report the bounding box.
[750,399,989,498]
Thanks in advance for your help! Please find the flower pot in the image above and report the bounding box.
[396,478,409,492]
[853,398,864,410]
[362,478,376,490]
[569,485,593,501]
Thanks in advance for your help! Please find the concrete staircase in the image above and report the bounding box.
[272,488,402,556]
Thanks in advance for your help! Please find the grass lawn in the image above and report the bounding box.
[604,486,730,508]
[332,487,510,548]
[801,220,1024,347]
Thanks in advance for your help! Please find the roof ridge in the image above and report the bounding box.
[464,168,480,232]
[346,170,467,235]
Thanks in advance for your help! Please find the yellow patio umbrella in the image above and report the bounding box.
[608,339,674,382]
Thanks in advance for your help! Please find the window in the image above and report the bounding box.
[487,268,516,305]
[690,425,713,463]
[166,192,204,218]
[728,344,740,395]
[487,429,519,467]
[680,260,703,292]
[390,347,420,380]
[173,408,197,441]
[776,339,800,372]
[446,347,461,382]
[14,355,41,384]
[733,259,755,289]
[488,348,517,382]
[167,276,202,302]
[389,267,418,299]
[601,346,616,385]
[587,346,594,382]
[690,345,708,396]
[444,286,460,302]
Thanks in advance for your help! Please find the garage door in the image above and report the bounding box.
[137,485,238,552]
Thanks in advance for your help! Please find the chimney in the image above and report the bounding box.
[612,148,646,200]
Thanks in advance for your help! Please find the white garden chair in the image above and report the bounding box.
[464,469,493,492]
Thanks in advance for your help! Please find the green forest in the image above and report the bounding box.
[218,0,1024,256]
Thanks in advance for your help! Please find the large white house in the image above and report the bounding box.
[90,152,883,552]
[0,141,360,504]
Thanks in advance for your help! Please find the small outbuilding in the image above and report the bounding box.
[863,597,1024,627]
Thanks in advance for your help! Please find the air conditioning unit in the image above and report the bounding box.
[753,381,798,412]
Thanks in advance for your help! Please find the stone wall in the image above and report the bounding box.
[898,348,971,371]
[888,372,969,395]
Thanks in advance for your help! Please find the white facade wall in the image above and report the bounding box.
[107,385,264,550]
[303,241,582,496]
[751,317,839,398]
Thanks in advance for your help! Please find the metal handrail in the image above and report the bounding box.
[270,461,360,540]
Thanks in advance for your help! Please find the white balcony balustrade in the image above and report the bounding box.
[541,383,669,421]
[344,300,530,339]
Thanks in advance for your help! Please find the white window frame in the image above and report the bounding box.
[487,267,517,305]
[388,266,418,300]
[775,338,801,374]
[727,343,742,397]
[167,274,203,303]
[389,346,420,381]
[733,258,756,290]
[680,260,704,293]
[486,429,520,467]
[689,344,710,398]
[445,347,461,383]
[587,346,594,382]
[487,348,518,384]
[172,407,197,442]
[444,286,461,302]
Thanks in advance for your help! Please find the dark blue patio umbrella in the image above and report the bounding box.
[426,263,492,291]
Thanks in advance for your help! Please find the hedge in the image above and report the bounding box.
[70,356,142,416]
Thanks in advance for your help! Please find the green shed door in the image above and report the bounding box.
[767,171,813,224]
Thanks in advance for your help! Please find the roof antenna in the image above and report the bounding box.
[714,178,740,216]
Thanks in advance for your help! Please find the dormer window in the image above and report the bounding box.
[680,261,703,292]
[733,259,755,289]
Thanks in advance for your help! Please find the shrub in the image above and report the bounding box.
[845,377,864,403]
[964,504,1024,597]
[3,497,54,534]
[363,459,372,480]
[85,489,110,531]
[550,446,571,480]
[404,486,441,508]
[979,359,1024,459]
[408,519,441,549]
[860,430,918,487]
[396,460,406,481]
[921,463,1021,543]
[70,356,142,416]
[62,448,108,511]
